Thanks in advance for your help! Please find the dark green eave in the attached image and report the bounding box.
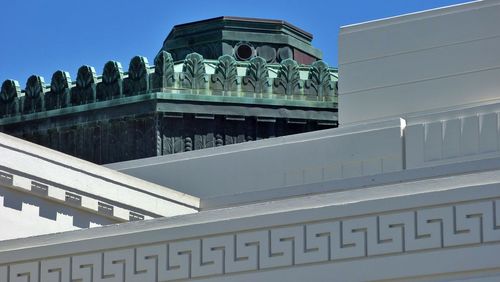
[166,16,314,44]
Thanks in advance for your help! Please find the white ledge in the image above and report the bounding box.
[1,165,499,281]
[0,132,200,217]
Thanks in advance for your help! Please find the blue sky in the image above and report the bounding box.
[0,0,469,85]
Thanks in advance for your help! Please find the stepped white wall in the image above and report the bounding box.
[338,0,500,124]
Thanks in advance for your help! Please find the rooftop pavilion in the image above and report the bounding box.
[0,17,337,164]
[162,16,323,64]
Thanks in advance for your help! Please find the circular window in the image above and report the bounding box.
[234,43,254,61]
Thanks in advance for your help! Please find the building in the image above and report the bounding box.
[1,1,500,281]
[0,17,337,164]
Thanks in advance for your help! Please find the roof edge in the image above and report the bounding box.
[171,16,313,41]
[340,0,488,34]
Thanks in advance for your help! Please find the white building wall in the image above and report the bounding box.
[0,186,115,241]
[338,0,500,124]
[0,132,199,240]
[405,101,500,169]
[1,167,500,281]
[108,118,404,199]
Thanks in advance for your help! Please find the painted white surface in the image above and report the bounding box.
[0,131,199,240]
[405,101,500,169]
[0,186,115,241]
[338,0,500,124]
[108,119,404,199]
[2,1,500,281]
[1,164,499,281]
[0,132,199,218]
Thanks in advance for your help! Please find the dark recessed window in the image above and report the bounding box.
[235,43,253,60]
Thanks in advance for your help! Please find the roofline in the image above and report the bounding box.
[0,132,201,212]
[340,0,486,34]
[171,16,313,41]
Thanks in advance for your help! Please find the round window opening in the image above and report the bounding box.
[235,43,253,60]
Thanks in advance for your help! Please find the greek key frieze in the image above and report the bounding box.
[1,199,499,281]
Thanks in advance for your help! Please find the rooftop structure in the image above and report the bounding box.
[162,16,323,64]
[0,18,337,164]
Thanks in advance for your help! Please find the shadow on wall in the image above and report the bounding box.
[0,171,113,228]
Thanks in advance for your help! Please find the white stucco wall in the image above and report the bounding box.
[405,100,500,169]
[0,132,199,240]
[338,0,500,124]
[108,118,404,199]
[0,186,115,241]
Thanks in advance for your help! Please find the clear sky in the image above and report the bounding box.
[0,0,470,85]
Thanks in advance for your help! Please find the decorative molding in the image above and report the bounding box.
[181,53,206,89]
[215,133,224,146]
[96,61,123,101]
[273,59,301,95]
[405,105,500,169]
[0,169,152,222]
[71,65,97,105]
[0,54,336,163]
[45,70,71,110]
[304,60,335,97]
[23,75,45,113]
[195,133,215,150]
[0,80,20,103]
[123,56,150,96]
[151,51,175,89]
[184,136,193,151]
[0,54,337,119]
[242,56,269,93]
[0,80,20,117]
[1,198,498,281]
[210,55,238,91]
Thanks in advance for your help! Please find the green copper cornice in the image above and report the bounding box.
[0,91,336,126]
[0,17,337,164]
[0,51,337,122]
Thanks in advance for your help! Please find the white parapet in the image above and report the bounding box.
[108,118,405,200]
[405,101,500,169]
[338,0,500,125]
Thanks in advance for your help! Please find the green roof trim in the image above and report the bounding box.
[0,52,337,122]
